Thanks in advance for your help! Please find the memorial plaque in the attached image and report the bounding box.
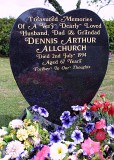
[9,8,109,125]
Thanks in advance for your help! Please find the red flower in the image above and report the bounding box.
[103,101,111,107]
[108,105,114,115]
[90,128,97,135]
[100,93,106,98]
[95,119,106,130]
[95,130,106,141]
[91,100,103,112]
[94,100,103,109]
[81,104,87,113]
[102,106,109,112]
[102,101,111,112]
[33,145,50,160]
[91,105,98,111]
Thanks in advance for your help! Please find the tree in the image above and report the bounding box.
[76,0,81,9]
[45,0,114,14]
[87,0,114,13]
[44,0,82,14]
[44,0,64,14]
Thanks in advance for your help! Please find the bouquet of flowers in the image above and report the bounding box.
[0,94,114,160]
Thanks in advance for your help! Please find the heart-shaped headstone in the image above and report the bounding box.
[9,8,109,125]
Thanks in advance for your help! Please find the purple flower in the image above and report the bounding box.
[85,123,95,133]
[68,144,76,153]
[60,111,74,128]
[60,111,70,121]
[38,107,49,117]
[33,115,38,121]
[71,129,84,144]
[62,116,73,128]
[83,111,91,121]
[56,126,64,134]
[56,126,65,139]
[50,131,61,143]
[17,150,28,159]
[32,105,39,112]
[107,125,114,138]
[71,105,83,111]
[30,145,43,152]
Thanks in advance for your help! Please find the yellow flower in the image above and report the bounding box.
[27,125,37,136]
[0,138,3,150]
[33,121,37,125]
[24,140,31,149]
[0,144,3,150]
[17,128,28,141]
[24,119,31,127]
[10,129,16,134]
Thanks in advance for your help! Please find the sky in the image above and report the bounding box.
[0,0,114,20]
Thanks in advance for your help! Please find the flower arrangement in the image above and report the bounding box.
[0,94,114,160]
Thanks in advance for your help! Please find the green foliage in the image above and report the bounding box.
[26,108,32,120]
[76,0,81,9]
[46,0,64,14]
[0,17,15,56]
[104,20,114,53]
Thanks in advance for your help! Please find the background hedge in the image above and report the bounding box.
[0,17,15,56]
[104,20,114,54]
[0,17,114,56]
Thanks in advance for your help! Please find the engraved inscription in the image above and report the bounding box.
[17,14,103,71]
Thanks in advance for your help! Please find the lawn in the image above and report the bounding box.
[0,57,28,127]
[0,56,114,127]
[94,56,114,102]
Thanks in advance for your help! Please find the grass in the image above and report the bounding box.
[0,57,28,127]
[0,56,114,127]
[94,57,114,102]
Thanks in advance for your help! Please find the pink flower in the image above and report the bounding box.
[98,150,105,160]
[81,137,100,156]
[33,145,50,160]
[95,119,106,129]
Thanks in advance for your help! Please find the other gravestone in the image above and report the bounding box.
[9,8,109,125]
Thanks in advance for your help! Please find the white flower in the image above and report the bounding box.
[50,142,68,160]
[0,138,3,142]
[32,136,41,146]
[0,155,11,160]
[9,119,23,129]
[67,155,77,160]
[0,129,7,137]
[6,140,24,159]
